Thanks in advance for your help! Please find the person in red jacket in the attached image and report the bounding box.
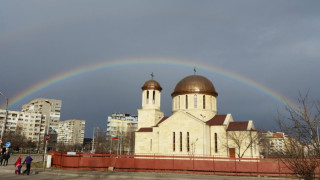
[15,156,22,175]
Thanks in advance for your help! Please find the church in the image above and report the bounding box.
[135,74,259,158]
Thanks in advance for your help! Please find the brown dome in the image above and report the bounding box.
[171,75,218,97]
[142,80,162,91]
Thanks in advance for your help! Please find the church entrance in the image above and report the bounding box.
[229,148,235,158]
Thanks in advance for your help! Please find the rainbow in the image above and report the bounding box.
[1,58,295,109]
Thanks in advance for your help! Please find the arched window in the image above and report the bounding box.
[173,132,175,152]
[194,94,197,109]
[178,96,180,109]
[180,132,183,152]
[146,91,149,104]
[185,95,188,109]
[152,90,155,104]
[203,95,206,109]
[187,132,190,152]
[214,133,218,153]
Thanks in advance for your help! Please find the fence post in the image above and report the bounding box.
[60,152,62,168]
[235,158,237,176]
[256,158,259,176]
[153,154,155,172]
[278,158,281,177]
[192,155,194,171]
[212,156,215,174]
[173,154,174,170]
[78,154,80,168]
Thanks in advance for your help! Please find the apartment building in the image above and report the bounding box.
[107,113,138,136]
[260,131,287,157]
[57,119,85,145]
[0,109,43,142]
[22,98,62,145]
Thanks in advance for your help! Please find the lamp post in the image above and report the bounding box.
[91,127,96,153]
[0,92,8,140]
[43,100,52,169]
[316,122,319,144]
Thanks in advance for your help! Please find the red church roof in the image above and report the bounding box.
[206,115,227,126]
[136,127,153,132]
[226,121,249,131]
[155,117,169,126]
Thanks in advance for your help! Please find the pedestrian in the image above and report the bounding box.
[0,153,2,166]
[3,152,10,166]
[15,156,22,175]
[22,154,33,175]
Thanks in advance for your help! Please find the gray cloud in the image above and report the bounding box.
[1,0,319,137]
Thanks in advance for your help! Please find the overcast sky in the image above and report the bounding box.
[1,0,320,138]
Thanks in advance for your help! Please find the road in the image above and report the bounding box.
[0,171,294,180]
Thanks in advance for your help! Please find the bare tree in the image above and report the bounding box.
[225,130,259,158]
[94,129,109,153]
[276,92,320,180]
[2,129,37,153]
[55,142,83,152]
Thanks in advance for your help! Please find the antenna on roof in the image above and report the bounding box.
[151,72,154,80]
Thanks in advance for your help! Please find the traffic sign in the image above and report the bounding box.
[45,134,50,141]
[5,142,11,147]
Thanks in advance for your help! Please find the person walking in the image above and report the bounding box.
[3,152,10,166]
[0,153,3,166]
[22,155,33,175]
[15,156,22,175]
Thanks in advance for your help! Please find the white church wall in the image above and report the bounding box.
[137,109,163,129]
[158,112,205,155]
[135,131,153,154]
[210,126,228,157]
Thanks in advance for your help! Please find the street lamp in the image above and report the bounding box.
[0,92,8,140]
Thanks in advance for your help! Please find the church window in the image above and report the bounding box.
[150,139,152,151]
[152,91,155,104]
[146,91,149,104]
[187,132,190,152]
[178,96,180,109]
[214,133,218,153]
[180,132,182,152]
[173,132,176,151]
[186,95,188,109]
[194,94,197,109]
[203,95,206,109]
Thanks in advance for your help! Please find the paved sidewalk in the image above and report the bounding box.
[0,163,296,180]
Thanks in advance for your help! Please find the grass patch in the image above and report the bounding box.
[32,161,45,168]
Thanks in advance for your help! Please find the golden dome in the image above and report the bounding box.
[142,80,162,91]
[171,75,218,97]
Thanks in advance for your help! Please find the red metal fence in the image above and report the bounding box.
[50,152,319,178]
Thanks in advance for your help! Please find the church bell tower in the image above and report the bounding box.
[137,73,164,129]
